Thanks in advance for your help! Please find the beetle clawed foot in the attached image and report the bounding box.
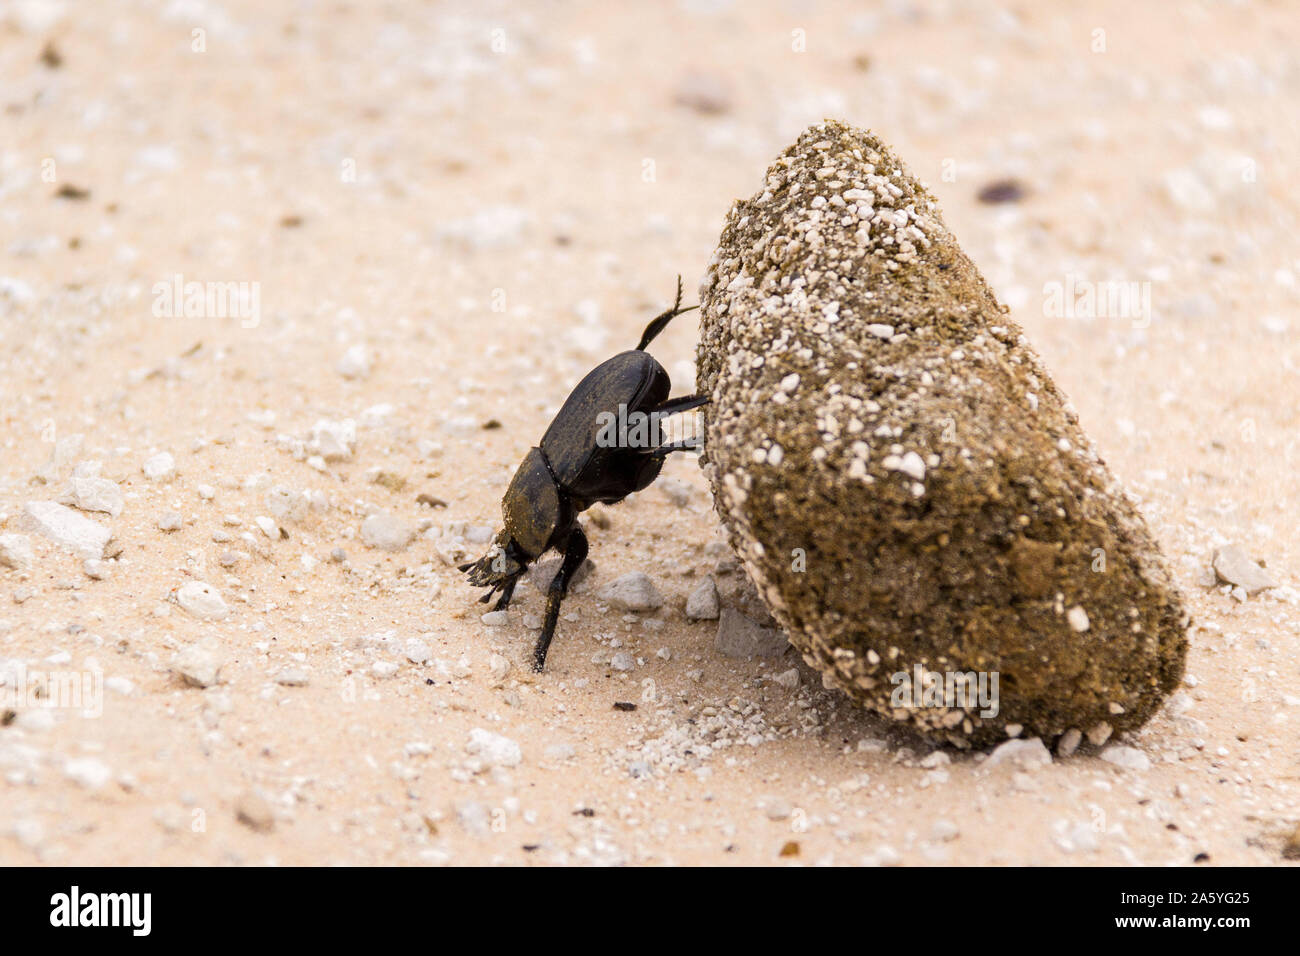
[459,538,523,588]
[460,537,528,614]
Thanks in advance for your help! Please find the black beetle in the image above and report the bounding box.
[460,277,706,672]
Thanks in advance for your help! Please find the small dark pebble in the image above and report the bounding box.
[572,808,595,817]
[1282,824,1300,860]
[482,419,502,430]
[522,844,540,852]
[1193,852,1210,863]
[279,214,303,228]
[976,179,1027,204]
[1,709,16,726]
[55,184,91,201]
[416,493,448,508]
[40,41,62,68]
[779,841,800,857]
[613,701,637,712]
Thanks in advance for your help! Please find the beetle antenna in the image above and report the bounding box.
[636,275,699,351]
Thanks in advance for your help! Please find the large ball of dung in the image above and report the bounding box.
[697,120,1187,748]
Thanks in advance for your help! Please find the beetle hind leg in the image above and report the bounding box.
[651,393,708,416]
[635,276,700,351]
[645,438,703,459]
[642,393,708,459]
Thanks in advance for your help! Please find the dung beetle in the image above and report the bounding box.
[460,277,706,671]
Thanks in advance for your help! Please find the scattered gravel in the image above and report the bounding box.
[64,757,113,790]
[466,728,522,768]
[274,668,310,686]
[1056,728,1082,757]
[1100,745,1152,771]
[32,433,83,485]
[173,638,223,688]
[454,801,489,836]
[763,797,793,820]
[985,738,1052,771]
[773,667,801,689]
[684,578,721,620]
[1211,545,1278,595]
[62,476,124,517]
[714,607,788,658]
[234,791,275,832]
[932,819,961,842]
[1086,722,1114,747]
[598,572,663,612]
[360,513,414,551]
[266,486,308,523]
[310,419,356,461]
[405,638,433,664]
[0,534,34,571]
[544,743,576,762]
[336,344,371,379]
[141,451,176,481]
[82,558,110,580]
[156,511,183,532]
[176,581,228,620]
[21,501,112,558]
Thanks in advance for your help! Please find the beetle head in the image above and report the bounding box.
[461,448,568,588]
[500,447,566,557]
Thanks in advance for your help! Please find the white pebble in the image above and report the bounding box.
[176,581,228,620]
[142,452,176,481]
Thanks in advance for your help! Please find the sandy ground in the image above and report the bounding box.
[1,0,1298,866]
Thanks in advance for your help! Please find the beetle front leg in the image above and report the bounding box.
[480,573,520,611]
[495,576,520,610]
[532,526,589,672]
[475,570,522,609]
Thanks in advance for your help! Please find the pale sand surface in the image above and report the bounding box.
[1,0,1298,865]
